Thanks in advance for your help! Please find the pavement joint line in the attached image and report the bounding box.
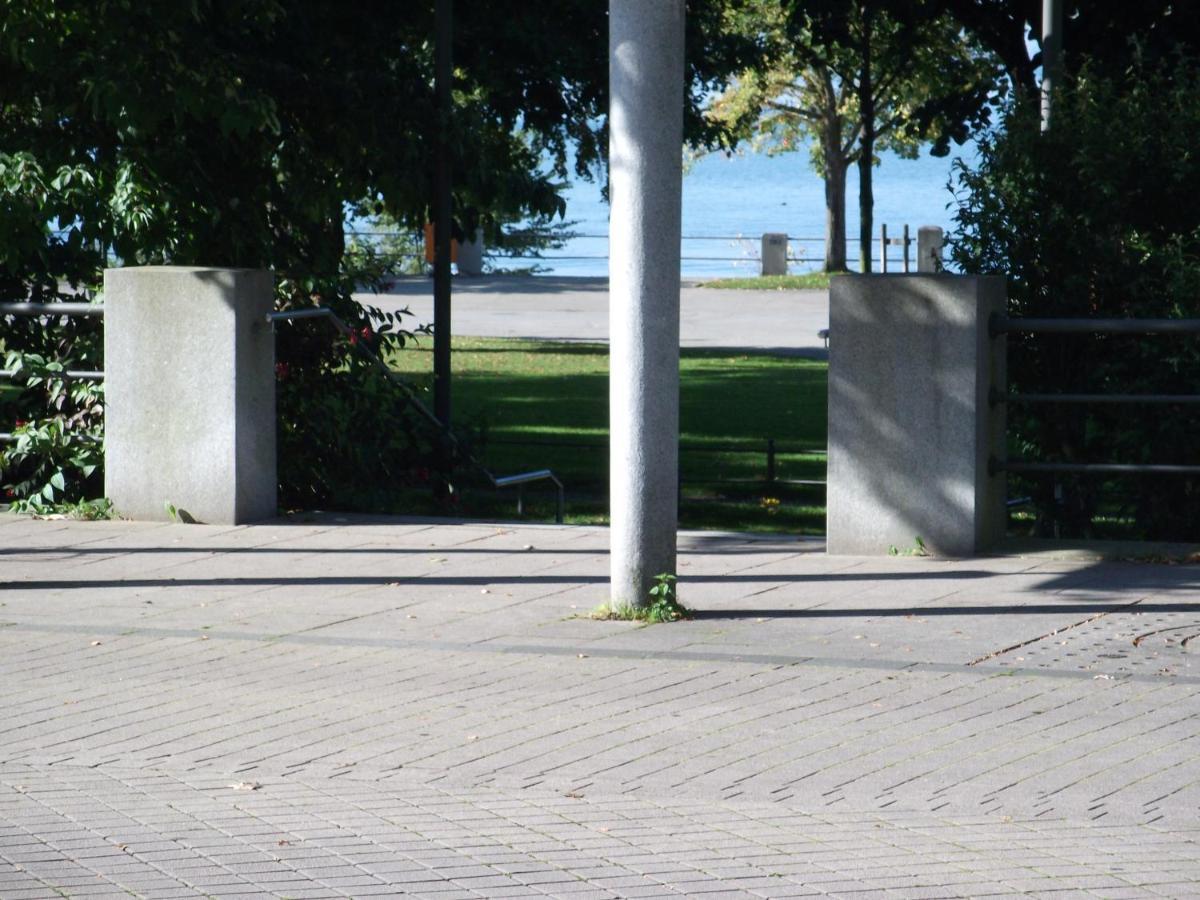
[966,597,1148,667]
[2,620,1196,686]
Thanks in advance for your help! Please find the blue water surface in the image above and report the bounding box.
[534,143,977,277]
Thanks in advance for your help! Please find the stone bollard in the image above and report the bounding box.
[826,274,1006,556]
[761,233,788,276]
[104,266,277,524]
[917,226,944,273]
[457,227,485,276]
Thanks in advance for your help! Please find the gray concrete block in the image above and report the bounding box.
[103,266,276,524]
[761,233,788,276]
[826,274,1006,556]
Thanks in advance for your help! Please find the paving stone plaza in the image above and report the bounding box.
[2,512,1200,897]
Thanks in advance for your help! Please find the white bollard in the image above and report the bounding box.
[457,227,484,276]
[917,226,944,273]
[104,266,277,524]
[608,0,685,608]
[761,233,788,276]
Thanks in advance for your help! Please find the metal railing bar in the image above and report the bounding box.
[992,315,1200,336]
[346,230,843,242]
[1006,392,1200,405]
[266,307,565,523]
[485,436,827,456]
[1,370,104,380]
[0,302,104,317]
[997,460,1200,476]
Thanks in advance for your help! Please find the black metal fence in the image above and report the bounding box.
[989,314,1200,480]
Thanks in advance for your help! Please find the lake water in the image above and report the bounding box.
[523,144,978,278]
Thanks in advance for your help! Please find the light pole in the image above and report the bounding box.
[1040,0,1062,132]
[608,0,686,607]
[433,0,454,488]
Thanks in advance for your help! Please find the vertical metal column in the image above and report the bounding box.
[1041,0,1062,132]
[433,0,453,436]
[608,0,686,608]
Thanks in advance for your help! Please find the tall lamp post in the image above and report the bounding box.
[608,0,686,607]
[433,0,454,489]
[1040,0,1062,132]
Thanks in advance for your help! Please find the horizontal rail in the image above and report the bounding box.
[486,437,827,456]
[991,315,1200,336]
[347,230,854,243]
[267,307,565,523]
[996,460,1200,476]
[0,302,104,317]
[492,468,557,488]
[1,369,104,380]
[492,469,565,523]
[1002,392,1200,406]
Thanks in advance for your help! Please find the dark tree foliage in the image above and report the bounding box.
[0,0,758,513]
[936,0,1200,99]
[951,54,1200,540]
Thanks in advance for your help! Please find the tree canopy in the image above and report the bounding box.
[707,0,999,271]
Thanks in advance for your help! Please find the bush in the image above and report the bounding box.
[1,248,458,518]
[951,51,1200,540]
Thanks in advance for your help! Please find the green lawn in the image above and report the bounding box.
[698,271,843,291]
[389,337,828,532]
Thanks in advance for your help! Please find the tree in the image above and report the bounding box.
[0,0,758,512]
[707,0,998,272]
[951,54,1200,539]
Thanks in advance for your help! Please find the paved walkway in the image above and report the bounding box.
[355,276,829,356]
[3,512,1200,898]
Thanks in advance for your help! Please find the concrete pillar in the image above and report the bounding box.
[761,233,788,276]
[104,266,276,524]
[457,228,484,276]
[608,0,685,607]
[917,226,944,273]
[826,274,1006,556]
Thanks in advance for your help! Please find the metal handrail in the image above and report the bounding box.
[266,307,565,522]
[991,313,1200,480]
[991,314,1200,336]
[1,369,103,380]
[994,461,1200,476]
[0,302,104,317]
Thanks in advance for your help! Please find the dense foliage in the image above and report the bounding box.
[707,0,1000,271]
[951,53,1200,539]
[0,0,760,515]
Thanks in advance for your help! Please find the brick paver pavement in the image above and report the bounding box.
[2,512,1199,898]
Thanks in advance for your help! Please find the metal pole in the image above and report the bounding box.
[433,0,453,440]
[880,223,888,274]
[609,0,685,608]
[902,224,910,273]
[1040,0,1062,132]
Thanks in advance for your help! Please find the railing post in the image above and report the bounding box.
[902,224,910,273]
[880,224,888,274]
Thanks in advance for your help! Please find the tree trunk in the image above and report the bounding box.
[857,3,875,273]
[823,155,848,272]
[858,136,874,273]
